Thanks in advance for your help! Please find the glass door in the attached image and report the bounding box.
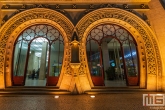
[25,38,48,86]
[13,37,28,85]
[47,36,64,86]
[86,39,104,86]
[86,24,139,86]
[13,24,64,86]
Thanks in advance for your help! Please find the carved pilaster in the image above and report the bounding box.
[0,48,5,89]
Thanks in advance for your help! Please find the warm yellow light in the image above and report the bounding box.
[54,96,59,98]
[156,94,163,96]
[90,95,95,98]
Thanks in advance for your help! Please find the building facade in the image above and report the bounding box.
[0,0,165,94]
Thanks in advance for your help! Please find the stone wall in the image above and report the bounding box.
[147,0,165,91]
[0,0,150,3]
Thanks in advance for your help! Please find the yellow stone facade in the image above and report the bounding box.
[0,0,165,94]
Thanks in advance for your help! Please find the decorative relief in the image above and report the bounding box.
[0,48,5,55]
[0,48,5,75]
[0,8,74,86]
[78,45,86,75]
[0,8,74,48]
[76,8,161,76]
[65,63,72,75]
[0,7,162,88]
[78,64,85,75]
[64,47,72,75]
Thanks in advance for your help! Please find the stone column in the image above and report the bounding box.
[101,42,110,79]
[39,42,48,80]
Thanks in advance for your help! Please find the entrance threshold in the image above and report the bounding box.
[0,86,71,95]
[84,86,154,94]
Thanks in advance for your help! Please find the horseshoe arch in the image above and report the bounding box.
[76,8,163,91]
[0,8,74,88]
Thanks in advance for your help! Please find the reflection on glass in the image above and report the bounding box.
[13,40,28,76]
[123,40,138,77]
[49,37,64,76]
[87,40,101,76]
[103,39,124,81]
[86,24,139,86]
[131,42,138,75]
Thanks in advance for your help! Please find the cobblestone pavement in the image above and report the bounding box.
[0,93,164,110]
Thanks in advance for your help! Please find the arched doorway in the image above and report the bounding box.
[0,7,163,93]
[13,24,64,86]
[86,24,139,87]
[0,8,74,88]
[76,8,163,91]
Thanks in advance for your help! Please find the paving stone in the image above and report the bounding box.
[0,93,158,110]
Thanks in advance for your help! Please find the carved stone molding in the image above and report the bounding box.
[1,0,151,3]
[0,48,5,76]
[0,8,74,87]
[0,8,74,47]
[76,8,162,77]
[0,7,162,91]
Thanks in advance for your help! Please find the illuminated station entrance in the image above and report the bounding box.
[12,24,139,87]
[0,1,163,94]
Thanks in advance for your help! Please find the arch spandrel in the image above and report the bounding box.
[0,8,74,88]
[0,8,74,43]
[76,8,163,90]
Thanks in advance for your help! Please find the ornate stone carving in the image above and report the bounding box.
[0,7,162,91]
[64,47,72,75]
[78,45,87,75]
[76,8,161,76]
[0,8,74,46]
[0,8,74,87]
[0,48,5,75]
[1,0,151,3]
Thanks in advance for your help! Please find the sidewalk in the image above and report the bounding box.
[0,92,161,110]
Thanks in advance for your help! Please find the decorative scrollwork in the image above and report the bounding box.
[0,48,5,75]
[0,8,74,48]
[15,24,63,44]
[0,48,5,55]
[78,45,86,75]
[0,8,74,84]
[76,8,161,76]
[63,47,72,75]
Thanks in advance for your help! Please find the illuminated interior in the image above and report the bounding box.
[13,24,64,86]
[86,24,139,87]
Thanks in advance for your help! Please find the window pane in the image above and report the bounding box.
[13,40,28,76]
[123,41,137,76]
[129,42,138,76]
[49,38,64,76]
[87,40,101,76]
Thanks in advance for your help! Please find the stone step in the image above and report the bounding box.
[0,86,71,95]
[4,86,59,91]
[0,86,157,95]
[85,86,156,94]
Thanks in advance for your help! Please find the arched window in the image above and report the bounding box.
[13,24,64,86]
[86,24,139,86]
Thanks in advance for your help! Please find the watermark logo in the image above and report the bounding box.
[143,94,165,106]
